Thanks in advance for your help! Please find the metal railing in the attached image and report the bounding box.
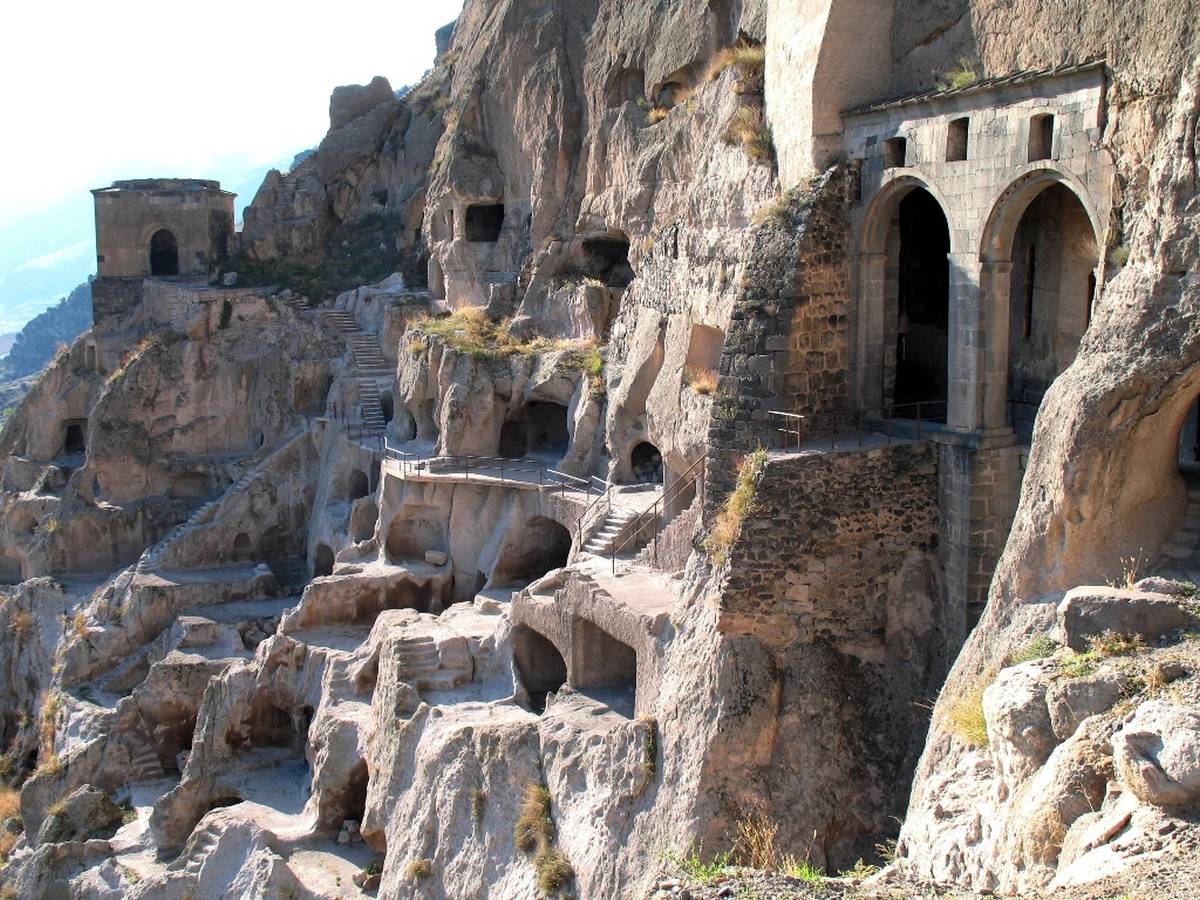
[380,440,607,497]
[608,456,706,572]
[768,400,948,452]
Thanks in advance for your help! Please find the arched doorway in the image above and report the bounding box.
[150,229,179,276]
[893,189,951,408]
[1004,184,1098,439]
[630,441,663,484]
[512,625,567,714]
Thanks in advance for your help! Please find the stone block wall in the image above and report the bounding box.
[706,167,852,502]
[717,441,940,653]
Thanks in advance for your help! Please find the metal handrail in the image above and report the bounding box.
[768,399,948,452]
[609,455,706,572]
[576,482,616,542]
[380,439,608,498]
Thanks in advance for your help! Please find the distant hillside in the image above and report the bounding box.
[0,279,92,381]
[0,334,14,359]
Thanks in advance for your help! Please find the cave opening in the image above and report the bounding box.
[582,237,635,288]
[630,441,663,484]
[62,420,87,457]
[465,204,505,243]
[348,468,370,502]
[492,516,572,587]
[513,625,567,714]
[313,544,335,578]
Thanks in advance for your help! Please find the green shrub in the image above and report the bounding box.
[781,855,823,881]
[706,448,767,564]
[1009,635,1060,665]
[937,57,978,92]
[664,846,734,885]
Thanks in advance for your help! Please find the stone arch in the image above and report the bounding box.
[857,175,957,413]
[979,167,1102,265]
[512,625,567,714]
[978,169,1102,434]
[149,229,179,276]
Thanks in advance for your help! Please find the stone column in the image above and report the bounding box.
[946,252,984,431]
[980,260,1014,431]
[857,252,888,409]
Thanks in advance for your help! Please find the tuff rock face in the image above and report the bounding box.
[2,1,1200,899]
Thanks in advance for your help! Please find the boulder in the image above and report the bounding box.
[1045,671,1129,742]
[1112,700,1200,806]
[983,661,1057,789]
[33,785,124,846]
[1055,587,1189,651]
[329,76,395,130]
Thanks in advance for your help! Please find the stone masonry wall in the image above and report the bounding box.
[717,440,940,653]
[706,166,852,503]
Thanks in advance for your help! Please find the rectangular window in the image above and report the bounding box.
[946,117,969,162]
[884,137,907,169]
[1028,113,1055,162]
[1022,244,1037,340]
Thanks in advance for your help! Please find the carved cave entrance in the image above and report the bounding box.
[465,204,505,243]
[150,229,180,276]
[581,237,635,288]
[630,441,663,484]
[313,544,335,578]
[513,625,567,714]
[893,189,950,409]
[499,402,569,460]
[572,618,637,718]
[62,419,87,457]
[491,516,572,587]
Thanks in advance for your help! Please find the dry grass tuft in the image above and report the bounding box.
[10,608,31,641]
[648,106,670,124]
[706,43,766,82]
[721,107,774,164]
[514,782,554,854]
[535,847,574,893]
[706,448,767,565]
[733,802,778,869]
[684,365,719,395]
[937,57,978,92]
[405,858,432,880]
[945,678,990,748]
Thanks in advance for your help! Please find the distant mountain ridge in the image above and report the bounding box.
[1,279,92,381]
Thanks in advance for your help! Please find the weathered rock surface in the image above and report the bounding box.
[1056,586,1190,651]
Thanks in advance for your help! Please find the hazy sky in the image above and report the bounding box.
[0,0,464,228]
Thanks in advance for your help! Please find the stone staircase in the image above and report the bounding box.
[170,818,228,875]
[137,469,258,574]
[356,380,387,436]
[582,506,654,557]
[1157,474,1200,583]
[397,636,443,688]
[127,737,165,781]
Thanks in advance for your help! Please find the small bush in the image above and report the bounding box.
[0,786,20,823]
[684,365,719,395]
[10,608,31,640]
[781,855,823,881]
[664,846,734,885]
[945,679,990,748]
[1009,634,1060,665]
[405,858,432,880]
[840,858,881,879]
[722,107,774,164]
[514,782,554,854]
[706,448,767,565]
[71,611,88,636]
[1089,631,1146,657]
[535,847,574,893]
[39,692,62,752]
[937,57,978,92]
